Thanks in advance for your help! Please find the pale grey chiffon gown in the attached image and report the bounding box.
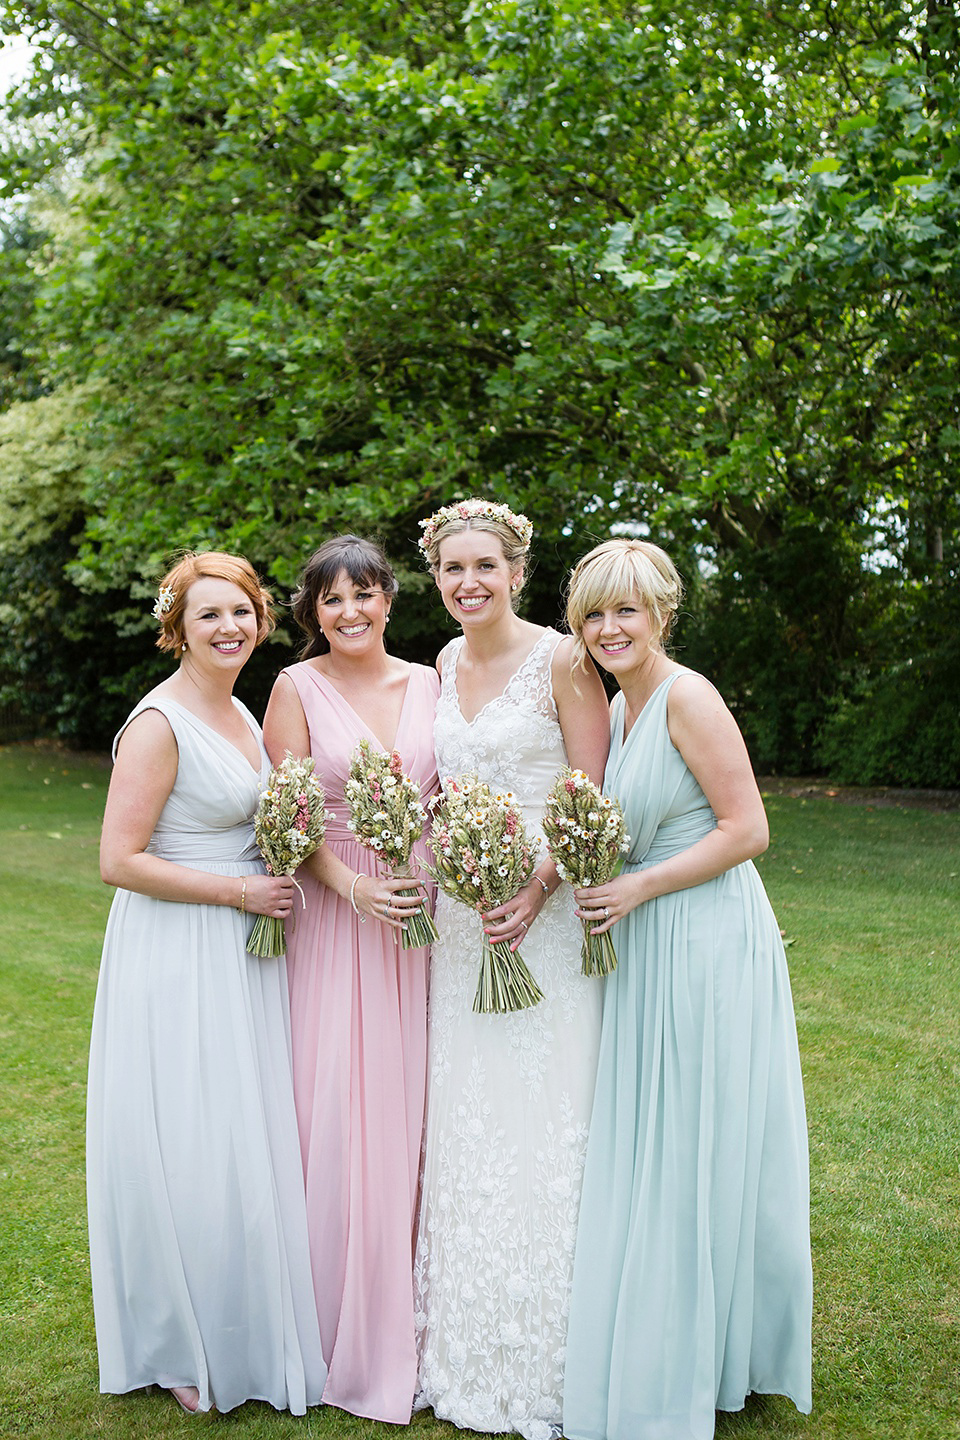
[86,696,327,1415]
[564,674,812,1440]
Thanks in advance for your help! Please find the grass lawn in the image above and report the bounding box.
[1,743,958,1440]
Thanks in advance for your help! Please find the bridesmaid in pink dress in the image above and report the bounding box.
[263,536,440,1423]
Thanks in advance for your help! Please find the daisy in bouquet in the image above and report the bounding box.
[427,775,544,1014]
[248,753,330,958]
[344,738,439,949]
[542,767,630,977]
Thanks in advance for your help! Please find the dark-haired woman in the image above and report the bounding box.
[263,536,439,1424]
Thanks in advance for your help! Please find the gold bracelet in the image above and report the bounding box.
[531,874,549,898]
[237,878,247,915]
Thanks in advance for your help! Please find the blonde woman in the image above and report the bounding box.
[413,499,610,1440]
[562,538,812,1440]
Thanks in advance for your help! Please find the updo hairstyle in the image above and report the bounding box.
[420,504,532,606]
[291,535,399,660]
[154,551,275,654]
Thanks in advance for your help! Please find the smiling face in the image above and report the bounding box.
[315,568,391,658]
[180,577,259,674]
[566,539,683,679]
[434,528,522,628]
[580,595,659,678]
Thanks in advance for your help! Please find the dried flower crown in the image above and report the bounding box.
[151,585,175,621]
[418,499,533,559]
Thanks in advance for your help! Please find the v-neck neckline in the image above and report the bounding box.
[162,696,264,778]
[304,662,413,755]
[617,673,676,748]
[451,630,552,726]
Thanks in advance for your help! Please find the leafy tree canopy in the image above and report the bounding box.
[0,0,957,774]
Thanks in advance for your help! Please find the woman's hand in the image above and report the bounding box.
[352,871,430,933]
[482,875,551,951]
[574,872,645,934]
[244,873,296,919]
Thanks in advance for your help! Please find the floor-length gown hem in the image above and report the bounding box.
[87,695,327,1417]
[563,675,812,1440]
[414,631,601,1440]
[283,661,439,1424]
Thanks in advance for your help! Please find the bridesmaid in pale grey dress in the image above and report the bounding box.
[87,551,326,1416]
[563,539,812,1440]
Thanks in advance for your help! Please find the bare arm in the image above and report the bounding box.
[263,669,311,765]
[99,709,293,919]
[575,672,769,932]
[552,637,611,786]
[484,635,611,947]
[263,670,426,930]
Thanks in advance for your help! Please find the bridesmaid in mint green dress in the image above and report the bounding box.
[562,539,812,1440]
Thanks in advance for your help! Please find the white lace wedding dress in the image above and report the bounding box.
[413,630,602,1440]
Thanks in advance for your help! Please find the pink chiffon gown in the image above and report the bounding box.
[281,660,440,1423]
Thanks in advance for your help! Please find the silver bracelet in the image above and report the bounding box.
[531,874,549,898]
[349,873,366,922]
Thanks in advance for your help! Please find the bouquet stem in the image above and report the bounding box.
[581,923,618,978]
[472,936,544,1014]
[247,912,286,959]
[396,885,440,949]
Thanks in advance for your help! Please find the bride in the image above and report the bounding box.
[413,499,610,1440]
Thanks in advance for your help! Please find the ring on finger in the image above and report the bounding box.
[603,906,609,918]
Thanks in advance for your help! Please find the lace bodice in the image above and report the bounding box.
[435,630,566,837]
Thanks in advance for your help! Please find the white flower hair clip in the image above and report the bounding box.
[151,585,175,621]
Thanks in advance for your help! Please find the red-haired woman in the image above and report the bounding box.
[87,551,326,1417]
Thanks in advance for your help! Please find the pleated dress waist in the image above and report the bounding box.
[146,829,262,868]
[632,811,716,868]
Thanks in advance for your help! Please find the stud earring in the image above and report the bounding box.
[181,640,188,651]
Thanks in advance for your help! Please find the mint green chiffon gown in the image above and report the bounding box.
[563,675,812,1440]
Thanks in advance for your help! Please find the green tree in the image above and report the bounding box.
[0,1,957,775]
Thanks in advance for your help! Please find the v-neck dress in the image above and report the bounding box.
[281,660,440,1423]
[86,695,327,1415]
[413,631,602,1440]
[563,675,812,1440]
